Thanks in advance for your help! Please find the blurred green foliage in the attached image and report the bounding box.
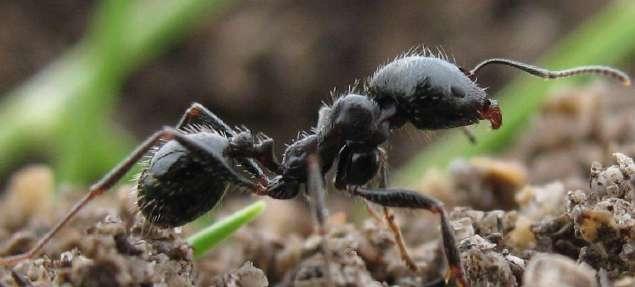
[0,0,235,184]
[394,0,635,186]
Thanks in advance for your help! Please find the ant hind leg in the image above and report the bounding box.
[0,128,179,266]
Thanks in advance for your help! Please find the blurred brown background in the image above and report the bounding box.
[0,0,614,167]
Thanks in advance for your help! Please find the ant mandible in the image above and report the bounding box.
[1,49,629,287]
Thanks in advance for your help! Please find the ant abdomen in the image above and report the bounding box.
[136,132,234,227]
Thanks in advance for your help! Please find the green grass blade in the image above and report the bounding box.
[394,0,635,186]
[187,201,266,258]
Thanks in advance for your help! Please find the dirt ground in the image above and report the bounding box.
[0,83,634,286]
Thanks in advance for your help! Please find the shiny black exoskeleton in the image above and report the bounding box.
[138,131,254,227]
[369,56,499,129]
[138,132,233,227]
[270,54,505,200]
[136,106,278,227]
[3,50,629,287]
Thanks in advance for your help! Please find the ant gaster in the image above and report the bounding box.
[1,50,629,287]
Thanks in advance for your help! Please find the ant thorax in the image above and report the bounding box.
[319,94,391,148]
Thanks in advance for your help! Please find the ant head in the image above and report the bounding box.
[369,56,502,130]
[369,54,631,132]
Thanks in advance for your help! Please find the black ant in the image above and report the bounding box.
[1,50,629,287]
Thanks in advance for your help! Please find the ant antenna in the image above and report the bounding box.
[470,58,631,86]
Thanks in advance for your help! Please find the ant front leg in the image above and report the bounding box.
[0,128,180,266]
[306,154,334,287]
[350,187,468,287]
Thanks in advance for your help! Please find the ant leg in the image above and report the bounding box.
[0,127,270,266]
[362,199,383,222]
[166,128,263,192]
[251,137,281,174]
[176,103,273,186]
[374,149,419,272]
[380,207,419,272]
[306,154,334,287]
[263,175,300,199]
[176,102,234,133]
[227,134,280,177]
[333,145,352,190]
[0,128,179,266]
[349,187,468,287]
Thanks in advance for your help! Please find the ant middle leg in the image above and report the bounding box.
[350,187,468,287]
[0,128,180,266]
[306,154,334,287]
[373,148,419,272]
